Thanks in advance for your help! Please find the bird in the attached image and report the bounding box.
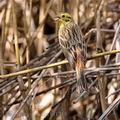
[56,12,87,93]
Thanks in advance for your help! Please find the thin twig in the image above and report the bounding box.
[98,95,120,120]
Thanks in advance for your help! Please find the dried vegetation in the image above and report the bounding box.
[0,0,120,120]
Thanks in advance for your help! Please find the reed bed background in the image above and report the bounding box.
[0,0,120,120]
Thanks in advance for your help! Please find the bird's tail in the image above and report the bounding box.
[75,59,87,94]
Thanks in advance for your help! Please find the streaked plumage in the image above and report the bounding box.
[56,13,87,93]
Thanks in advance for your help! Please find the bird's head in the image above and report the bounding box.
[55,13,72,28]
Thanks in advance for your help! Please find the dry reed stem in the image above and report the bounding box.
[0,5,5,120]
[99,95,120,120]
[11,49,62,119]
[12,0,32,119]
[0,50,120,79]
[96,0,108,117]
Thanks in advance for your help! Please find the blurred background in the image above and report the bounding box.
[0,0,120,120]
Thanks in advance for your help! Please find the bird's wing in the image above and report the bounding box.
[71,23,87,64]
[58,22,87,67]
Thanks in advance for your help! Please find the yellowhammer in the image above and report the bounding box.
[56,12,87,93]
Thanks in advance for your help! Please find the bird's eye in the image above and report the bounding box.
[62,15,65,18]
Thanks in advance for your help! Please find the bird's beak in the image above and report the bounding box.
[54,16,60,21]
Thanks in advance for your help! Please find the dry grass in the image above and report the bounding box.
[0,0,120,120]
